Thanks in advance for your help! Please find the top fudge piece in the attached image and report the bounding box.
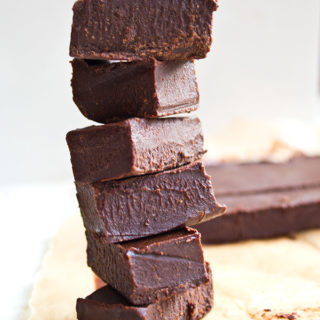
[66,117,204,183]
[70,0,218,61]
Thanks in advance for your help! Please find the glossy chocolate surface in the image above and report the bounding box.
[86,227,208,305]
[71,59,199,123]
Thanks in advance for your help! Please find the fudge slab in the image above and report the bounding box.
[77,264,213,320]
[71,59,199,123]
[196,158,320,243]
[86,227,208,305]
[67,117,204,183]
[76,162,226,242]
[207,156,320,196]
[197,187,320,243]
[70,0,217,61]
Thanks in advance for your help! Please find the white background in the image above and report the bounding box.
[1,0,320,186]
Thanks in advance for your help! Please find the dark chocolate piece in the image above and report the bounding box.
[208,156,320,196]
[77,263,213,320]
[197,187,320,243]
[66,117,204,183]
[196,158,320,243]
[71,59,199,123]
[76,162,226,242]
[86,227,208,305]
[70,0,217,61]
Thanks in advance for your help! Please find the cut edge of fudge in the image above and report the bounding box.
[76,161,227,243]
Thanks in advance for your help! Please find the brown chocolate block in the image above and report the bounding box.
[77,263,213,320]
[66,117,204,183]
[86,227,208,305]
[76,162,226,243]
[197,187,320,243]
[207,156,320,196]
[71,59,199,123]
[70,0,218,61]
[196,158,320,243]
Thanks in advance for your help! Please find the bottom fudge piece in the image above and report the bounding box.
[197,187,320,243]
[86,227,208,305]
[77,263,213,320]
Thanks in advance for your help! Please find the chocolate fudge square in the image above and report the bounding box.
[66,117,204,183]
[86,227,208,305]
[76,162,226,243]
[71,59,199,123]
[70,0,218,61]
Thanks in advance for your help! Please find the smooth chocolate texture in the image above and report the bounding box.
[71,59,199,123]
[76,162,226,243]
[207,156,320,196]
[197,187,320,243]
[86,227,208,305]
[70,0,217,61]
[196,157,320,243]
[66,117,204,183]
[77,264,213,320]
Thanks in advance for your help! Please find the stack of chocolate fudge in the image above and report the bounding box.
[66,0,226,319]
